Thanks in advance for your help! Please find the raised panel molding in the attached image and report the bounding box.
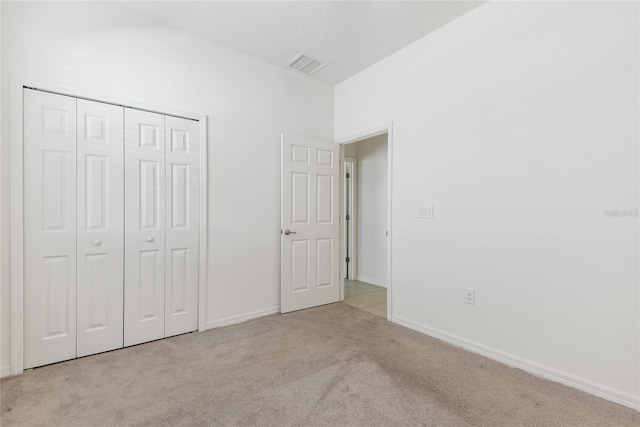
[85,114,108,143]
[85,155,107,230]
[170,248,189,315]
[84,253,108,332]
[42,107,66,134]
[171,164,188,229]
[171,130,188,152]
[42,150,67,230]
[316,238,332,288]
[316,149,333,167]
[316,175,333,224]
[291,240,309,292]
[291,173,309,224]
[140,160,159,229]
[291,145,309,164]
[43,255,70,339]
[139,124,159,148]
[139,250,159,321]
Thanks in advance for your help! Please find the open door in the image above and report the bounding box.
[281,134,340,313]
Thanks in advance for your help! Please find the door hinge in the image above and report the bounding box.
[346,257,350,262]
[346,214,350,220]
[346,172,350,179]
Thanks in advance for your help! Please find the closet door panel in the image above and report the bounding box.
[24,89,77,369]
[124,109,166,346]
[76,100,124,357]
[165,117,200,337]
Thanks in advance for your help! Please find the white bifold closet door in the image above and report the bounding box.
[76,99,124,357]
[164,116,200,338]
[24,90,78,369]
[24,89,200,368]
[24,92,125,368]
[124,110,200,346]
[124,109,167,346]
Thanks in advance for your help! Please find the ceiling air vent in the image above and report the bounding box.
[288,54,327,75]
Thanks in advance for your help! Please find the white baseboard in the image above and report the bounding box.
[356,275,386,288]
[205,306,281,330]
[1,365,10,378]
[392,315,640,411]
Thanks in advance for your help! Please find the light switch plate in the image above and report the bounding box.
[417,205,433,218]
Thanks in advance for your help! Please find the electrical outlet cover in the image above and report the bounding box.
[464,287,475,305]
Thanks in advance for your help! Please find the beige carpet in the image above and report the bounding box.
[1,303,639,426]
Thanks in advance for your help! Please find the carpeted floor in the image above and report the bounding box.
[1,303,639,426]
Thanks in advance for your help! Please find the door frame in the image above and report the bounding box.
[9,76,209,375]
[338,123,393,321]
[343,157,357,280]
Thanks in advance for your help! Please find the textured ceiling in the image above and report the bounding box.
[112,1,485,85]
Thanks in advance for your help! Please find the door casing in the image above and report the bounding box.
[338,123,393,321]
[343,157,357,280]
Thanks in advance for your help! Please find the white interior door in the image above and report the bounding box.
[281,134,340,313]
[164,116,200,337]
[24,89,78,369]
[76,99,124,357]
[124,109,166,346]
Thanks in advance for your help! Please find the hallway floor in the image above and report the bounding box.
[342,279,387,318]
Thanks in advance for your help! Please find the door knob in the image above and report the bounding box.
[146,236,154,242]
[93,240,102,246]
[283,229,296,235]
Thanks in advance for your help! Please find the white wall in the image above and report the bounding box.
[344,142,358,158]
[355,134,387,287]
[0,1,333,371]
[336,1,639,408]
[0,1,6,378]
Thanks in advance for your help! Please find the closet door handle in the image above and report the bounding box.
[146,236,154,243]
[93,240,102,246]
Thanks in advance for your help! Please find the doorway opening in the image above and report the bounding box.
[340,128,391,320]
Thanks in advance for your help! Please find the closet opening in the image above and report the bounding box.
[10,84,208,374]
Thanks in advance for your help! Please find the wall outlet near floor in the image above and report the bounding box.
[464,288,475,305]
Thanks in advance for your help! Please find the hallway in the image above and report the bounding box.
[342,279,387,318]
